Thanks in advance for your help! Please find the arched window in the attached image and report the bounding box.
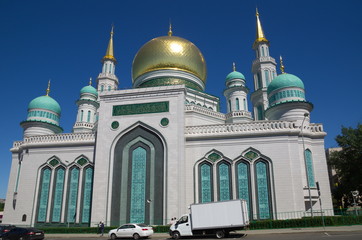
[218,162,231,201]
[51,167,65,222]
[236,161,251,216]
[264,70,270,86]
[257,105,263,120]
[87,111,91,123]
[228,100,232,112]
[255,161,271,219]
[130,147,147,223]
[243,99,247,110]
[81,167,93,223]
[37,168,51,222]
[22,214,27,222]
[108,86,111,91]
[101,85,104,92]
[199,162,213,203]
[236,98,240,111]
[305,149,316,188]
[67,167,80,223]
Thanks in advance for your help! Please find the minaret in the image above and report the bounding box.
[223,63,253,123]
[73,78,99,133]
[97,26,119,92]
[21,81,63,137]
[250,9,277,120]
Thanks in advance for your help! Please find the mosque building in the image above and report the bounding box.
[3,11,332,227]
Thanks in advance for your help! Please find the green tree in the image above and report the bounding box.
[329,123,362,208]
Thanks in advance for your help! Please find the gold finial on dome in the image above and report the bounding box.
[103,25,116,62]
[254,8,269,46]
[232,62,236,71]
[89,77,92,86]
[280,55,285,73]
[168,19,173,36]
[45,80,51,96]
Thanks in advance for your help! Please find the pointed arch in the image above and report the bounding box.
[254,159,272,220]
[111,122,165,226]
[217,160,232,201]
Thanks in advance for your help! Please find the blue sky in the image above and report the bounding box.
[0,0,361,199]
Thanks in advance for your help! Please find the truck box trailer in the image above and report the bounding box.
[169,199,249,239]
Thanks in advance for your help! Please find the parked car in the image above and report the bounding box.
[109,223,153,240]
[0,227,44,240]
[0,225,16,238]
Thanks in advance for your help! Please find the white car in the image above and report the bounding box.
[109,223,154,239]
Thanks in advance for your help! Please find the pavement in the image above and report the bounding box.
[46,225,362,238]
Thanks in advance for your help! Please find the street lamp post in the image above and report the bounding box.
[301,113,313,217]
[352,190,359,216]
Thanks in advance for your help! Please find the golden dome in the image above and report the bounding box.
[132,35,207,83]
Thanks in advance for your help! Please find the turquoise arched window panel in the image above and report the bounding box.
[101,85,104,92]
[67,167,80,223]
[305,149,316,188]
[51,167,65,222]
[81,167,93,223]
[257,105,263,120]
[108,86,111,91]
[264,70,270,86]
[80,110,84,122]
[87,111,91,123]
[228,100,232,112]
[37,168,51,222]
[200,163,212,203]
[130,147,147,223]
[236,98,240,111]
[256,161,271,219]
[237,162,251,215]
[218,163,231,201]
[243,99,247,110]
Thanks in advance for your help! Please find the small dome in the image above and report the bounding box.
[81,85,98,96]
[132,35,207,83]
[226,71,245,82]
[267,73,304,94]
[28,95,61,114]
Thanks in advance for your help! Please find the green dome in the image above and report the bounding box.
[81,85,98,96]
[226,71,245,82]
[28,95,61,114]
[267,73,304,94]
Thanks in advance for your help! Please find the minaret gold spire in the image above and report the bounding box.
[254,8,269,45]
[280,55,285,73]
[168,20,173,36]
[45,80,51,96]
[232,62,236,71]
[89,77,92,86]
[103,25,116,62]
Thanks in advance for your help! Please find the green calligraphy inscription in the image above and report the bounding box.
[113,101,169,116]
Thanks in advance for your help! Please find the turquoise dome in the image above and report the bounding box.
[80,85,98,96]
[226,71,245,82]
[28,95,61,114]
[267,73,304,94]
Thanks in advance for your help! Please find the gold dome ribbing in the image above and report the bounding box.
[132,35,207,82]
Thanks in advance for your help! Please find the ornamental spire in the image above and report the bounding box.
[254,8,269,45]
[168,19,173,36]
[232,62,236,71]
[89,77,92,86]
[280,55,285,73]
[45,80,51,96]
[103,25,116,62]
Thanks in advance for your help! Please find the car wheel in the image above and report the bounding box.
[110,233,117,240]
[216,230,225,239]
[172,231,180,239]
[133,233,140,240]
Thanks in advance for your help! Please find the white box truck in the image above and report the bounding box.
[169,199,249,239]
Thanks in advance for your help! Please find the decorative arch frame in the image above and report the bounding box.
[108,121,167,226]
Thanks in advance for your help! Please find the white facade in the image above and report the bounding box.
[3,16,333,227]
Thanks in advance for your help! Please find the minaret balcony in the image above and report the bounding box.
[252,56,276,66]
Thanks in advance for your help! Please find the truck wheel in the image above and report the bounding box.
[216,230,225,239]
[172,231,180,239]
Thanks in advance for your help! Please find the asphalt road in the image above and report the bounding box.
[44,231,362,240]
